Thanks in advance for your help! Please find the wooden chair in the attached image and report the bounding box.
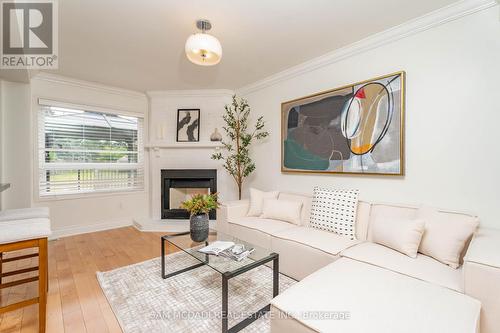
[0,214,51,333]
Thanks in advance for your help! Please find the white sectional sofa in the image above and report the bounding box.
[216,191,500,333]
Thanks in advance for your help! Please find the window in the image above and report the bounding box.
[38,103,144,197]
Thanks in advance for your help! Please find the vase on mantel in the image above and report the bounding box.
[190,213,209,242]
[210,128,222,142]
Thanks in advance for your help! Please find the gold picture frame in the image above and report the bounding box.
[281,71,405,176]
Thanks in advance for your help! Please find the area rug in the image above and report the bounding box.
[97,251,296,333]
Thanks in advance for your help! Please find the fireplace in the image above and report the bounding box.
[161,169,217,219]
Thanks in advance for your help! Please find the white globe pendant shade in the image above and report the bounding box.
[185,33,222,66]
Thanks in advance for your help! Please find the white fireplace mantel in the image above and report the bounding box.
[145,142,223,150]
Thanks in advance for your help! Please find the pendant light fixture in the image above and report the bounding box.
[185,19,222,66]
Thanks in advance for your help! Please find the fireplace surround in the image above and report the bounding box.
[161,169,217,219]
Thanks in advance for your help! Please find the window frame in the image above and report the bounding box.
[34,98,147,201]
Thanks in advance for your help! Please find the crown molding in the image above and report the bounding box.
[237,0,497,95]
[146,89,234,99]
[31,72,147,99]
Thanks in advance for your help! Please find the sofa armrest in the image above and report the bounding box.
[216,200,249,234]
[464,228,500,333]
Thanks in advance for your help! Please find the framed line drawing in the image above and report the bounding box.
[176,109,200,142]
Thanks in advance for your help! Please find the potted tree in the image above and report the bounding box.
[211,95,269,199]
[181,193,220,242]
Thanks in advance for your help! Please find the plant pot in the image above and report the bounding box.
[190,213,209,242]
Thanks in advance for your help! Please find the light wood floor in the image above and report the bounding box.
[0,227,178,333]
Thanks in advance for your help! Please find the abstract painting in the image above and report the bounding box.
[281,72,405,175]
[176,109,200,142]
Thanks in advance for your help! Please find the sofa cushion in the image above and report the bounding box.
[261,198,302,225]
[309,187,359,240]
[0,207,50,221]
[228,216,297,249]
[368,203,479,268]
[341,242,464,292]
[371,217,425,258]
[228,216,296,235]
[0,218,52,244]
[273,226,360,256]
[246,188,279,217]
[277,193,371,237]
[417,205,479,269]
[271,258,480,333]
[278,192,312,226]
[368,203,418,242]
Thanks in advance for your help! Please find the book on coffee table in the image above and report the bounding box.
[198,241,255,261]
[198,241,235,255]
[219,247,255,262]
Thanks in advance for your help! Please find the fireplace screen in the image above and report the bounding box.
[169,188,210,209]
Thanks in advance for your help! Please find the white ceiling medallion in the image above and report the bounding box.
[185,19,222,66]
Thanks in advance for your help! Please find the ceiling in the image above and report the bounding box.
[14,0,462,91]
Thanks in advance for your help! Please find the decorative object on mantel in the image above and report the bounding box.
[212,95,269,199]
[156,123,167,140]
[210,128,222,141]
[0,183,11,192]
[281,71,405,176]
[176,109,200,142]
[181,193,219,242]
[185,19,222,66]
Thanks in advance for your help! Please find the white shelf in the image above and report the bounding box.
[145,142,223,149]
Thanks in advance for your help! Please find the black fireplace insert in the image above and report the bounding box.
[161,169,217,219]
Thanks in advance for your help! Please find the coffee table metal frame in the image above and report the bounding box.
[161,231,279,333]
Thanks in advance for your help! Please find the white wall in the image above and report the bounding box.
[147,90,238,219]
[239,6,500,228]
[1,78,240,233]
[29,74,150,236]
[0,80,32,210]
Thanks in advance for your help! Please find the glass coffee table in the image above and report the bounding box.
[161,229,279,333]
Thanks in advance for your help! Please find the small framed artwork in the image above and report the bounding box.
[176,109,200,142]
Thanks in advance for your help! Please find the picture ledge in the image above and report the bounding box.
[145,142,223,149]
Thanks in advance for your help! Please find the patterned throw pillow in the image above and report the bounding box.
[309,187,359,240]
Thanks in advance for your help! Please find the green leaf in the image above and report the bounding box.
[212,94,269,192]
[181,193,220,215]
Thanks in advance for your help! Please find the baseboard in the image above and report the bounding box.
[50,219,133,240]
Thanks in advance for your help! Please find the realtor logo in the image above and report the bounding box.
[1,0,58,68]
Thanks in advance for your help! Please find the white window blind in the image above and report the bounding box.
[38,104,144,197]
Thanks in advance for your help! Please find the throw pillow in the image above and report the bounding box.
[261,199,303,225]
[371,218,425,258]
[246,188,279,217]
[417,205,479,269]
[309,187,359,240]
